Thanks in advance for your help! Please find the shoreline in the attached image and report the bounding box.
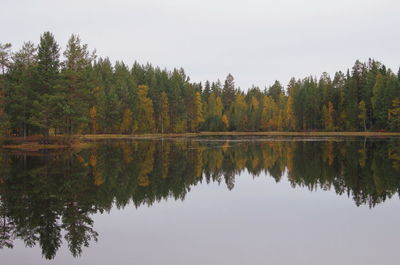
[1,131,400,150]
[79,131,400,140]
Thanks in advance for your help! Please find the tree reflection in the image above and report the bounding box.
[0,138,400,258]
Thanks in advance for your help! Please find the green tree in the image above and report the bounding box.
[6,42,37,137]
[222,74,236,111]
[388,98,400,131]
[30,32,61,137]
[0,43,12,135]
[61,34,94,134]
[268,80,283,103]
[372,73,388,129]
[286,95,296,131]
[0,43,12,74]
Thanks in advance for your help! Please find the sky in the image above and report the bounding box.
[2,0,400,89]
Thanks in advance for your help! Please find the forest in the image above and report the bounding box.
[1,32,400,137]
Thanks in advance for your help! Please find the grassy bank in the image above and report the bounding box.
[0,135,90,151]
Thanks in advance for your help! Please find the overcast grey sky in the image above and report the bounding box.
[2,0,400,89]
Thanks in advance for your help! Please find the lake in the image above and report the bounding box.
[1,137,400,265]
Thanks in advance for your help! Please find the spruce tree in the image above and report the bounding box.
[30,32,61,138]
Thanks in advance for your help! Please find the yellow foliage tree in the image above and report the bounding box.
[260,96,278,131]
[89,106,97,134]
[160,92,170,133]
[120,108,134,134]
[137,85,155,132]
[286,95,297,131]
[322,101,335,131]
[191,92,204,132]
[221,114,229,130]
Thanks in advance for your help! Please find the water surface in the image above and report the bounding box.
[1,137,400,264]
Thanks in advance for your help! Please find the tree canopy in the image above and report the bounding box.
[1,33,400,136]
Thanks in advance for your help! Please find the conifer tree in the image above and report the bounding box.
[30,32,61,137]
[222,74,235,111]
[6,42,37,137]
[61,34,94,134]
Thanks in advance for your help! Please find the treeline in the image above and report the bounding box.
[1,32,400,136]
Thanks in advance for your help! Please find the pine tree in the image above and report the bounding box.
[0,43,12,135]
[268,80,283,103]
[61,34,94,134]
[222,74,236,111]
[0,86,9,135]
[0,43,12,74]
[372,73,387,129]
[30,32,61,138]
[6,42,37,137]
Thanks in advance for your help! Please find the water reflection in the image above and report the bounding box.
[0,138,400,259]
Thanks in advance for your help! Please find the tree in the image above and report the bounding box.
[268,80,284,103]
[191,92,204,132]
[358,100,367,131]
[371,73,388,129]
[136,85,155,132]
[205,93,223,131]
[248,96,260,131]
[260,96,278,130]
[230,94,247,130]
[222,74,236,111]
[30,32,61,137]
[221,114,229,130]
[0,87,9,135]
[61,34,94,134]
[286,95,296,131]
[6,42,37,137]
[0,43,12,74]
[159,92,170,133]
[0,43,12,135]
[388,98,400,131]
[322,102,335,131]
[120,108,134,134]
[89,106,97,134]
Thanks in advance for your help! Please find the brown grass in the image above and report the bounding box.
[78,131,400,140]
[2,142,91,151]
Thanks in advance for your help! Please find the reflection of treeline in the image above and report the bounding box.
[287,140,400,207]
[0,139,400,258]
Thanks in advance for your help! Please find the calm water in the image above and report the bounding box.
[1,137,400,265]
